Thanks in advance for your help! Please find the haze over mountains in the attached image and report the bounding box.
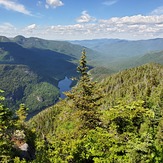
[71,38,163,56]
[71,37,163,70]
[0,35,163,113]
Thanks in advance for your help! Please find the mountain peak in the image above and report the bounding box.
[0,36,11,42]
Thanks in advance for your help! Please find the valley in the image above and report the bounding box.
[1,1,163,162]
[0,36,163,115]
[0,36,163,162]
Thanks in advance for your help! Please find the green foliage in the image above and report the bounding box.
[13,157,27,163]
[67,100,155,162]
[28,104,61,137]
[90,66,115,81]
[30,100,162,162]
[101,63,163,109]
[25,82,59,112]
[0,90,36,162]
[16,104,28,126]
[0,39,80,113]
[65,49,103,129]
[28,63,163,162]
[0,64,39,111]
[0,90,14,162]
[0,64,60,113]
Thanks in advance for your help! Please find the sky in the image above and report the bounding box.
[0,0,163,40]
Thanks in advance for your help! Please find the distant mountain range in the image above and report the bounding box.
[71,38,163,71]
[71,38,163,58]
[0,35,163,113]
[0,35,99,62]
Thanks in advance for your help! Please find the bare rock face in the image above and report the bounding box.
[12,130,35,161]
[13,141,35,161]
[19,143,28,151]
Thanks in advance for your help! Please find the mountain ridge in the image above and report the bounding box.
[1,35,163,115]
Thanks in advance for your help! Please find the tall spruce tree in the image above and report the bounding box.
[65,49,103,129]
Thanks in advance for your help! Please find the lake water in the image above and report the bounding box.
[58,76,72,99]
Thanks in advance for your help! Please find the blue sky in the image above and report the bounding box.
[0,0,163,40]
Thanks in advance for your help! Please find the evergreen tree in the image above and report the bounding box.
[16,104,28,128]
[65,49,103,129]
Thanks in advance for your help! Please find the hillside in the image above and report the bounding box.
[0,35,100,63]
[27,63,163,162]
[71,38,163,70]
[89,66,115,81]
[0,41,79,112]
[30,62,163,132]
[107,50,163,71]
[134,50,163,65]
[89,50,163,79]
[0,42,78,82]
[0,64,60,113]
[0,38,82,113]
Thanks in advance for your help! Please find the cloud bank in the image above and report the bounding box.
[0,14,163,40]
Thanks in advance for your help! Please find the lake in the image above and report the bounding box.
[58,76,72,99]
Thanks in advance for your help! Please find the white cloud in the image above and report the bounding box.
[45,0,64,8]
[97,15,163,39]
[151,6,163,15]
[26,24,37,30]
[0,22,17,36]
[0,0,31,15]
[99,15,163,25]
[102,0,118,6]
[23,24,37,34]
[1,15,163,40]
[76,11,96,23]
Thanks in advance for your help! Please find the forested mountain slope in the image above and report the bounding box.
[0,35,100,62]
[107,50,163,71]
[30,63,163,134]
[0,35,101,113]
[0,41,78,112]
[0,42,78,81]
[100,63,163,108]
[0,64,60,113]
[27,63,163,162]
[1,35,163,116]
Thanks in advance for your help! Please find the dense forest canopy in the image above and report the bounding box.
[27,62,163,163]
[1,48,163,162]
